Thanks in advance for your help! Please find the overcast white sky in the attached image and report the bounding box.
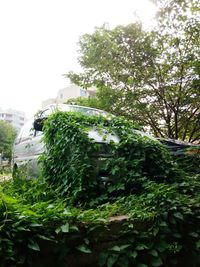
[0,0,156,117]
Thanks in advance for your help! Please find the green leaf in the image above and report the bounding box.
[149,249,158,257]
[63,209,73,216]
[28,241,40,251]
[30,223,42,227]
[196,240,200,249]
[159,221,168,227]
[173,212,184,220]
[157,241,168,252]
[109,245,121,252]
[151,257,163,267]
[107,254,118,267]
[131,251,138,259]
[17,226,30,231]
[60,223,69,233]
[136,244,148,250]
[119,244,131,250]
[99,252,108,266]
[189,232,198,238]
[76,244,92,254]
[70,225,79,231]
[55,227,60,234]
[37,234,53,241]
[47,204,54,209]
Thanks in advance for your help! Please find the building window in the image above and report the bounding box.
[5,114,12,118]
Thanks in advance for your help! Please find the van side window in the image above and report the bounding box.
[20,119,34,141]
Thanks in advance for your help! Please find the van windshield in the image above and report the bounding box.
[58,104,110,117]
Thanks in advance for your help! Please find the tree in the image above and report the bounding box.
[0,120,16,162]
[66,85,123,114]
[67,0,200,143]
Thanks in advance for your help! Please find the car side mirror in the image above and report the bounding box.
[33,118,46,131]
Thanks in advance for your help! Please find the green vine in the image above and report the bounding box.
[41,112,178,206]
[0,111,199,266]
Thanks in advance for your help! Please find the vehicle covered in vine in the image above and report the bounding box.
[13,105,152,175]
[12,104,173,198]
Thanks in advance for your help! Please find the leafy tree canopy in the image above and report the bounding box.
[67,0,200,143]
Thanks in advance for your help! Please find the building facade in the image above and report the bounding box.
[42,84,96,108]
[0,108,26,132]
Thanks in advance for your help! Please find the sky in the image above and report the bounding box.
[0,0,157,117]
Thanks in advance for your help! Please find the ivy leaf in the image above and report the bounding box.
[189,232,198,238]
[159,221,168,227]
[70,225,79,232]
[28,241,40,251]
[196,240,200,249]
[149,249,158,257]
[47,204,54,209]
[60,223,69,233]
[107,254,118,267]
[130,251,138,259]
[157,241,168,252]
[55,227,60,234]
[111,166,120,175]
[37,235,53,241]
[119,244,131,250]
[173,212,184,221]
[151,257,163,266]
[30,223,42,227]
[76,244,92,253]
[99,252,108,266]
[109,245,121,252]
[63,209,73,216]
[17,226,30,231]
[136,244,148,250]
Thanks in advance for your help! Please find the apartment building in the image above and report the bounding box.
[42,84,96,108]
[0,108,26,132]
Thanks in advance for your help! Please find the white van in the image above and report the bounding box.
[12,104,120,178]
[13,103,159,180]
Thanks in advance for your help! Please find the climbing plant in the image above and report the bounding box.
[41,112,178,206]
[0,111,199,266]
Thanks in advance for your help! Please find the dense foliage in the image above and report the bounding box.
[67,0,200,143]
[0,112,199,266]
[0,120,16,162]
[41,112,177,206]
[173,147,200,175]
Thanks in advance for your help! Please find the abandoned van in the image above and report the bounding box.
[12,103,159,180]
[12,104,120,177]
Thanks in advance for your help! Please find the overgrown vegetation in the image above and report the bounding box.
[40,112,178,206]
[0,112,199,266]
[0,120,16,163]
